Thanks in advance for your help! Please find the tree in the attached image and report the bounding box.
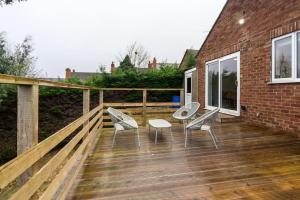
[118,42,150,68]
[186,52,196,69]
[0,32,37,77]
[0,0,25,6]
[98,64,106,73]
[119,55,134,71]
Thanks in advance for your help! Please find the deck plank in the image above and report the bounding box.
[67,122,300,200]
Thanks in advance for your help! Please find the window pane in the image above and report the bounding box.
[187,77,191,93]
[207,62,219,107]
[221,57,237,111]
[297,33,300,78]
[275,36,292,79]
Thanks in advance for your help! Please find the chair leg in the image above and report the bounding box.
[112,129,118,147]
[211,128,219,143]
[170,127,174,142]
[136,129,141,148]
[208,128,218,149]
[155,128,158,144]
[183,121,187,135]
[185,128,188,148]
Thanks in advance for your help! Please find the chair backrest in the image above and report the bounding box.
[107,107,122,125]
[172,102,200,120]
[186,108,220,129]
[107,107,138,129]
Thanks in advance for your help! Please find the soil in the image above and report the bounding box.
[0,89,175,165]
[0,92,99,165]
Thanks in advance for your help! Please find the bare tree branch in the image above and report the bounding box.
[117,42,150,68]
[0,0,26,6]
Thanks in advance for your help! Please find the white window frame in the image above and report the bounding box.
[205,52,240,116]
[205,59,219,111]
[184,70,193,105]
[271,31,300,83]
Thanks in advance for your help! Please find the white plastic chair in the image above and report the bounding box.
[185,108,220,149]
[107,107,140,148]
[172,102,200,136]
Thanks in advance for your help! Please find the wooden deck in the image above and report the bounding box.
[67,122,300,200]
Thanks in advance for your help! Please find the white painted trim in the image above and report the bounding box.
[205,60,219,111]
[296,31,300,80]
[271,31,300,83]
[185,68,196,74]
[205,52,240,116]
[184,72,192,105]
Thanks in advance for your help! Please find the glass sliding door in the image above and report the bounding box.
[220,56,238,112]
[205,52,240,116]
[206,62,219,108]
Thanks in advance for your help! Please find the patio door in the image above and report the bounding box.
[185,71,192,105]
[205,52,240,116]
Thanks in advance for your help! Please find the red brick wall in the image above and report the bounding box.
[197,0,300,132]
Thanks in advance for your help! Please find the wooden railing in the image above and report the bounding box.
[0,74,183,200]
[102,88,184,127]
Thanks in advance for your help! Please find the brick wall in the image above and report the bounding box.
[197,0,300,132]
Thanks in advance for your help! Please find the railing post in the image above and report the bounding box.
[83,89,90,133]
[99,90,104,129]
[142,89,147,126]
[17,84,39,182]
[180,89,184,106]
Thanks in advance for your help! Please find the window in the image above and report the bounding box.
[186,77,191,93]
[274,36,292,79]
[272,31,300,82]
[205,52,240,116]
[207,62,219,107]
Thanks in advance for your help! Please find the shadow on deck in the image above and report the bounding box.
[67,122,300,200]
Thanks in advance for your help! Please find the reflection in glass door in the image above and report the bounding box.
[220,57,238,111]
[207,62,219,108]
[205,52,240,116]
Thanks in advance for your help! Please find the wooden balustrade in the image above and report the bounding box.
[0,74,183,199]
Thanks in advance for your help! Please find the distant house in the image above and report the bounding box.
[65,68,100,81]
[133,57,179,73]
[148,57,178,69]
[192,0,300,131]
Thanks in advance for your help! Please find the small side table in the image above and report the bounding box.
[148,119,173,144]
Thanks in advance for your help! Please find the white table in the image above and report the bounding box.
[148,119,173,144]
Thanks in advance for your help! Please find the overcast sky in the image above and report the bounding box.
[0,0,226,77]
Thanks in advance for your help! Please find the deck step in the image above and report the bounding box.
[216,113,240,123]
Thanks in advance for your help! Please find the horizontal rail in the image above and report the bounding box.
[101,88,183,91]
[40,117,102,199]
[104,102,180,107]
[103,108,177,115]
[0,74,97,90]
[0,74,183,91]
[0,105,101,189]
[9,112,101,200]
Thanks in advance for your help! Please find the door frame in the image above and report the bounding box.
[185,68,195,105]
[205,52,240,116]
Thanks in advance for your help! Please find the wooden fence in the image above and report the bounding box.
[0,74,183,200]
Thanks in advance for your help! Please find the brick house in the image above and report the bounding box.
[65,68,100,81]
[196,0,300,131]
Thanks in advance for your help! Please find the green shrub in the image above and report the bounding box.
[85,66,183,102]
[86,65,184,88]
